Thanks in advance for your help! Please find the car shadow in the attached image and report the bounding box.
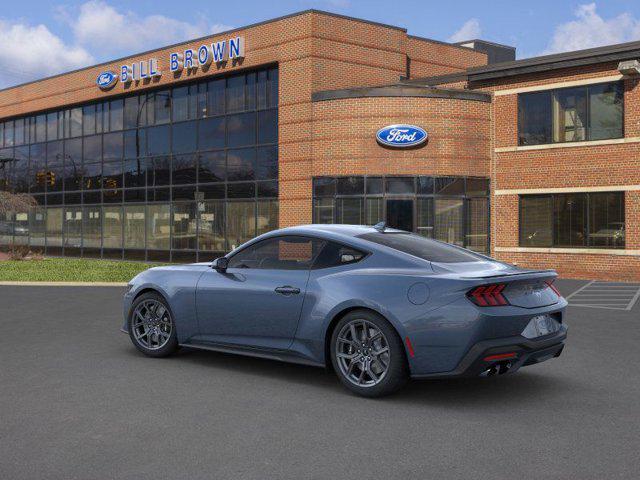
[127,345,577,404]
[393,371,574,407]
[168,347,344,391]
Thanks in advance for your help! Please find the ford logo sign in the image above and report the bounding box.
[96,71,118,90]
[376,124,428,148]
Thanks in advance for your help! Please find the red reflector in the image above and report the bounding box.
[546,280,562,297]
[467,283,509,307]
[484,352,517,361]
[405,336,415,358]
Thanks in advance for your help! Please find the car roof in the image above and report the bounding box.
[270,224,406,239]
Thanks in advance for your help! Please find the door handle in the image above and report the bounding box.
[275,286,301,296]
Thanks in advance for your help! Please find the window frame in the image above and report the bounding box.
[517,81,624,146]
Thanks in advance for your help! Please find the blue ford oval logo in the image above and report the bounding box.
[96,71,118,90]
[376,124,428,148]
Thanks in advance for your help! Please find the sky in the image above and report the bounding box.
[1,0,640,88]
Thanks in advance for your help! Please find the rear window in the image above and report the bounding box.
[357,232,483,263]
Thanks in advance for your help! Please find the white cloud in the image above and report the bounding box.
[543,3,640,54]
[0,20,93,88]
[0,1,234,88]
[448,18,481,43]
[67,1,232,57]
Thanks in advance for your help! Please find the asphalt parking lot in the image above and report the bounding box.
[1,280,639,480]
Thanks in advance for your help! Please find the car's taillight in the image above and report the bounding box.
[467,283,509,307]
[545,280,562,298]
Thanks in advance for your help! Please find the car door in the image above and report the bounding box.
[195,235,325,350]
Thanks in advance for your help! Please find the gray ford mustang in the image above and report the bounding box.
[122,224,568,397]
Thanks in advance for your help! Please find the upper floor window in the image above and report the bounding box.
[518,81,623,146]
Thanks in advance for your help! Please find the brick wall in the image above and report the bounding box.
[406,37,487,79]
[478,63,640,281]
[277,95,492,227]
[0,10,489,236]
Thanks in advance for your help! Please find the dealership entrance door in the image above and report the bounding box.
[386,199,414,232]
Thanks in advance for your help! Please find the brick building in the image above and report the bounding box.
[0,10,638,280]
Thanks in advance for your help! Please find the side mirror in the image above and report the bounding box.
[213,257,229,272]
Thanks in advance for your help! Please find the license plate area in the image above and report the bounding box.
[522,314,561,339]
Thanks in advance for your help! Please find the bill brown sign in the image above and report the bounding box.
[97,36,245,89]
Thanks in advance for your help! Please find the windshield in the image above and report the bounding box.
[357,232,484,263]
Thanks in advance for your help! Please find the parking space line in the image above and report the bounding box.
[625,286,640,311]
[566,280,640,311]
[564,281,595,301]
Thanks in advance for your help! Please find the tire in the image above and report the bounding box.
[128,292,179,358]
[330,309,408,397]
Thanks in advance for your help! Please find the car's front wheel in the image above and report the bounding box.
[330,310,408,397]
[128,292,179,357]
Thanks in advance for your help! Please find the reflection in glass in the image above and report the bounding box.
[227,112,256,147]
[314,198,334,224]
[198,151,225,183]
[227,201,255,249]
[147,204,171,250]
[435,199,464,246]
[466,198,488,252]
[172,202,197,250]
[365,198,383,225]
[124,205,145,249]
[257,200,278,236]
[83,206,102,248]
[336,198,363,224]
[198,117,225,150]
[103,206,123,248]
[198,200,225,252]
[416,197,434,238]
[29,207,46,247]
[64,206,83,248]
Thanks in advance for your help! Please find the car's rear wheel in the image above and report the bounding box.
[330,310,408,397]
[128,292,179,357]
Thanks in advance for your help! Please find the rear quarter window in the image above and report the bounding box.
[357,232,483,263]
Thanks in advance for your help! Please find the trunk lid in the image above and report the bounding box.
[432,260,561,308]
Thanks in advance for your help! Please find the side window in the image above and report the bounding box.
[227,236,326,270]
[312,241,366,269]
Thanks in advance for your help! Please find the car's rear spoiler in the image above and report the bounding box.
[459,269,557,281]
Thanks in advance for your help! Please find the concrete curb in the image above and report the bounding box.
[0,281,128,287]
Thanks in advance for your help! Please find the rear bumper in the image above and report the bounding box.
[411,324,567,379]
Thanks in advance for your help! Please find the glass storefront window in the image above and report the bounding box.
[104,206,123,249]
[435,198,464,247]
[2,67,278,262]
[314,198,334,224]
[29,207,46,247]
[172,202,197,250]
[466,198,488,253]
[257,200,278,236]
[13,212,29,245]
[63,206,83,248]
[313,176,489,253]
[123,205,145,249]
[83,206,102,248]
[227,201,255,250]
[147,204,171,250]
[0,212,13,246]
[336,198,363,224]
[198,200,225,252]
[416,198,434,238]
[365,198,383,225]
